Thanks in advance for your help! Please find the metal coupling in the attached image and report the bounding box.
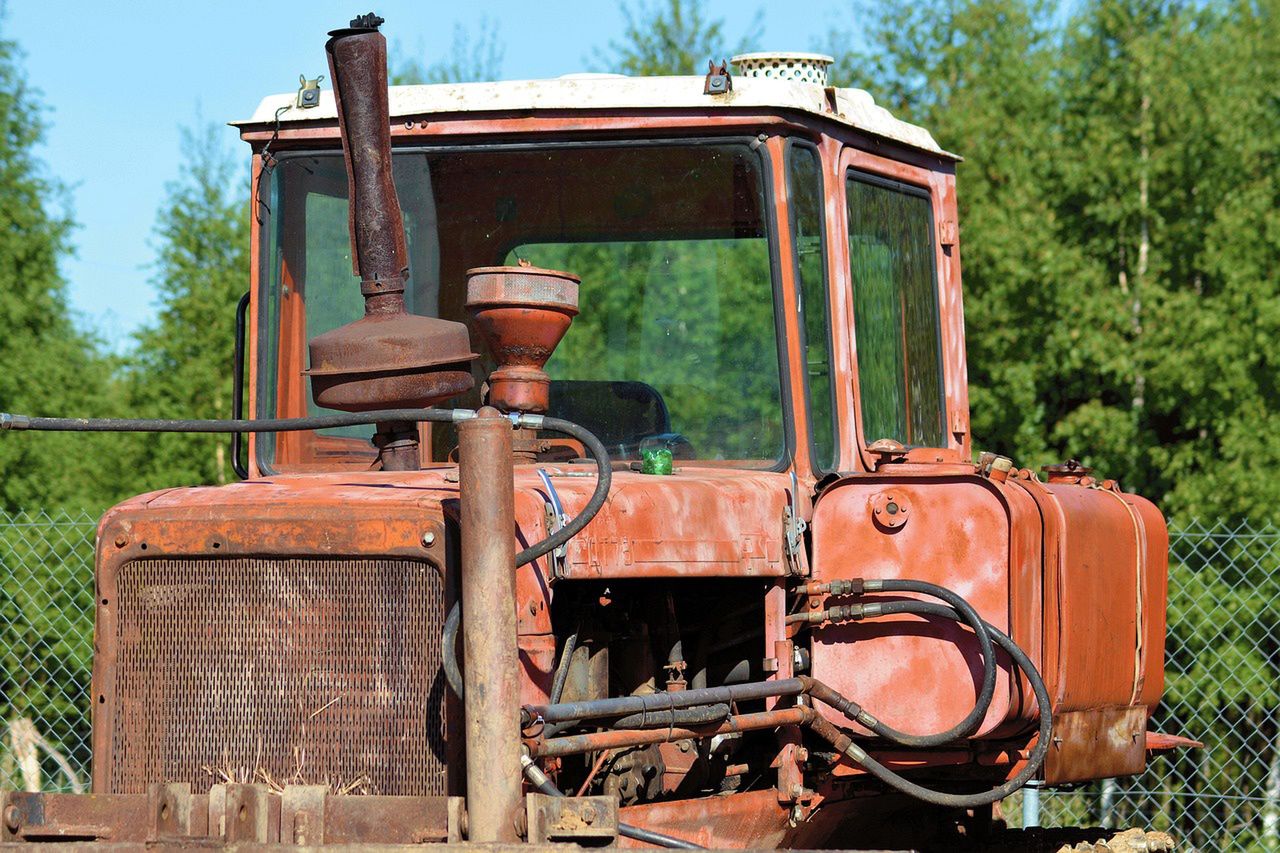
[519,754,552,790]
[785,602,883,626]
[795,578,865,597]
[0,413,30,430]
[508,413,545,430]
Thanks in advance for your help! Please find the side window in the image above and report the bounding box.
[846,173,945,448]
[788,145,836,470]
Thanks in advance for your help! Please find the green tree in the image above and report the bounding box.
[0,35,117,511]
[119,123,249,492]
[827,0,1109,471]
[391,18,504,85]
[597,0,762,75]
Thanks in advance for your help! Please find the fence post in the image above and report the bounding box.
[1022,781,1041,828]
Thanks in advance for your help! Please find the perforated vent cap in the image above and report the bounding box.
[731,52,835,85]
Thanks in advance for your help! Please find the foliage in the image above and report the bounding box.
[828,0,1280,524]
[391,18,504,86]
[114,124,249,493]
[0,35,119,512]
[596,0,762,75]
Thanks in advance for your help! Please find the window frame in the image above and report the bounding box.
[254,135,797,475]
[843,166,949,458]
[784,138,838,475]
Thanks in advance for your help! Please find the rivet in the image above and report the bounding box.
[528,601,538,616]
[4,804,21,832]
[114,533,129,548]
[422,531,436,547]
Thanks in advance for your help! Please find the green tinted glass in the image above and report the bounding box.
[788,145,835,470]
[846,175,945,447]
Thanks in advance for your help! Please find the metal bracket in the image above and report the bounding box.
[149,782,193,839]
[280,785,327,845]
[704,59,733,95]
[296,74,325,109]
[537,468,570,579]
[783,505,808,558]
[224,784,274,843]
[526,792,618,844]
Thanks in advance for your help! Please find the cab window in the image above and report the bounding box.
[845,173,945,448]
[788,144,836,471]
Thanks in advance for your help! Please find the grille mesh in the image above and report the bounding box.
[108,557,445,795]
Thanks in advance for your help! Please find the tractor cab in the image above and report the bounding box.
[240,53,970,481]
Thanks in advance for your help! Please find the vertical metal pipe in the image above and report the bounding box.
[324,15,409,307]
[458,407,521,842]
[1021,782,1041,828]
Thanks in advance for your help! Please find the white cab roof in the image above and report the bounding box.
[235,75,951,158]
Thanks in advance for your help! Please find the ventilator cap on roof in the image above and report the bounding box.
[730,52,835,86]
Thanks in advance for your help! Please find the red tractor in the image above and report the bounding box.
[0,14,1183,850]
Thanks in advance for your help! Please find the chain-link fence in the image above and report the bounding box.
[0,509,98,794]
[1,512,1277,848]
[997,520,1280,851]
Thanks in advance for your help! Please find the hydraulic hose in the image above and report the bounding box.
[440,414,612,700]
[611,702,730,730]
[523,677,808,727]
[820,578,998,748]
[441,599,464,699]
[548,626,579,706]
[513,414,611,566]
[520,755,704,849]
[807,600,1052,808]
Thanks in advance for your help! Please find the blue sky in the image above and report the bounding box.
[9,0,852,351]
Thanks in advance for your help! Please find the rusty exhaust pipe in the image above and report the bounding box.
[308,14,476,469]
[457,407,522,841]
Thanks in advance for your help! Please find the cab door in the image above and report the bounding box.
[830,145,970,471]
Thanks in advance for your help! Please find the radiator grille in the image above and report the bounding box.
[107,557,445,795]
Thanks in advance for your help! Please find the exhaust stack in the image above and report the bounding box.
[306,13,476,469]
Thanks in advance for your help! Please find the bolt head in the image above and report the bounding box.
[422,531,436,546]
[114,533,129,548]
[4,804,21,832]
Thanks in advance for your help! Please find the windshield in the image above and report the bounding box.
[258,141,784,471]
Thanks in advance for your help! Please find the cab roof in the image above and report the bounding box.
[234,74,955,159]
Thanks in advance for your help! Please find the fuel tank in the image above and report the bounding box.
[808,463,1167,782]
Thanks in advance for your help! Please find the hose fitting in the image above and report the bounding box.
[785,602,882,626]
[794,578,865,597]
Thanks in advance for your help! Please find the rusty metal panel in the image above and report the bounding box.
[543,470,791,579]
[1011,476,1169,715]
[102,557,445,796]
[1043,706,1148,784]
[808,474,1034,738]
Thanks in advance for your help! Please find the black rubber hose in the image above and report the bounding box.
[812,601,1052,809]
[825,578,998,748]
[441,599,464,699]
[611,702,730,729]
[443,415,612,701]
[514,415,611,567]
[548,627,579,705]
[520,756,703,849]
[524,677,807,726]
